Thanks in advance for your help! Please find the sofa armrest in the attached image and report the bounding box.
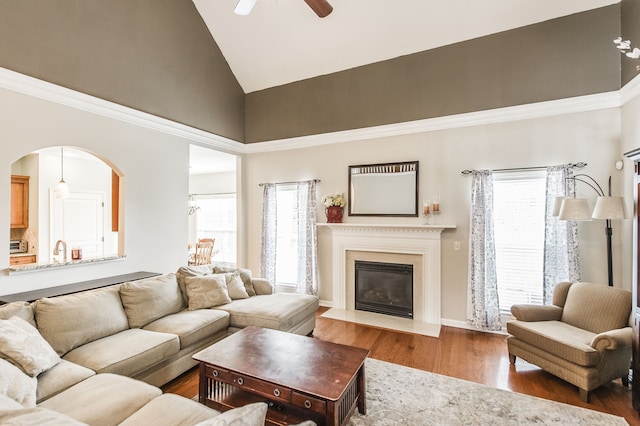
[510,304,562,322]
[590,327,633,352]
[252,278,274,295]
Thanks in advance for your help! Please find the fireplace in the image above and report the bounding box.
[355,260,413,319]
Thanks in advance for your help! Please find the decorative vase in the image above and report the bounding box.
[326,205,343,223]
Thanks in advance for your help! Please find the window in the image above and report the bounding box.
[493,171,546,313]
[194,193,236,263]
[275,185,298,287]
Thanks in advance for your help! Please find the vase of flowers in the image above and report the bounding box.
[322,193,346,223]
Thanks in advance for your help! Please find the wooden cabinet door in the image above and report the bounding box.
[10,175,29,229]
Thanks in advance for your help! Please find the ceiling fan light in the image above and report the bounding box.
[304,0,333,18]
[234,0,257,16]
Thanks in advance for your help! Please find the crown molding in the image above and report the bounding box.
[0,67,246,155]
[2,66,639,156]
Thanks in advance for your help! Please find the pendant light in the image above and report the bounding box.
[54,147,69,199]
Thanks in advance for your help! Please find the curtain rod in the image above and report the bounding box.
[258,179,321,186]
[461,162,586,175]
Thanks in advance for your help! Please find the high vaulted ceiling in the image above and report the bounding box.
[193,0,619,94]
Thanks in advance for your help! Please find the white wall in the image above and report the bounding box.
[245,108,624,324]
[0,86,191,295]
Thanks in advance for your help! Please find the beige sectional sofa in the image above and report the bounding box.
[0,265,319,425]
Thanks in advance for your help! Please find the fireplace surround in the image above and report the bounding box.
[320,223,454,334]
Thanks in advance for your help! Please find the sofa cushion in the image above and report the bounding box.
[185,275,232,310]
[0,406,89,425]
[39,373,161,426]
[506,320,598,367]
[194,402,268,426]
[177,265,256,300]
[144,309,230,348]
[0,358,37,407]
[561,282,632,334]
[120,273,185,328]
[214,294,319,332]
[119,393,221,426]
[0,301,36,327]
[176,265,216,303]
[34,286,129,356]
[36,360,95,404]
[63,329,180,377]
[0,316,60,376]
[0,394,24,410]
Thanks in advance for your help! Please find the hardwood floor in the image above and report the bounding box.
[162,307,640,425]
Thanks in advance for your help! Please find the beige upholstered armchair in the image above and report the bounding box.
[506,281,632,402]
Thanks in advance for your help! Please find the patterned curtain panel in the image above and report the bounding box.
[296,180,319,296]
[543,165,580,304]
[260,183,277,285]
[467,170,502,331]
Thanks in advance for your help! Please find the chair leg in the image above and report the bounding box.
[622,374,630,387]
[508,354,516,365]
[579,388,589,403]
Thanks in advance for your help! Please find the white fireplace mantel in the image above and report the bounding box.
[319,223,455,326]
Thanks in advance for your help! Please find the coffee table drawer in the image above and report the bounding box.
[230,373,291,402]
[205,365,230,382]
[291,391,326,415]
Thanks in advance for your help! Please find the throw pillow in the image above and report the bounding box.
[185,275,232,310]
[194,402,268,426]
[213,266,256,296]
[120,273,185,328]
[0,316,60,377]
[225,272,250,300]
[0,358,37,407]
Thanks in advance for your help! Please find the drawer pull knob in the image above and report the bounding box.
[212,370,219,377]
[304,400,312,409]
[237,377,244,385]
[273,388,281,397]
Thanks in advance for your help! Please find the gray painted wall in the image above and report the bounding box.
[0,0,245,141]
[622,0,640,85]
[245,6,621,143]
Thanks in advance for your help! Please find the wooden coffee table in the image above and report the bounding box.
[193,326,369,425]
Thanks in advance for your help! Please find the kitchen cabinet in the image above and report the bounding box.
[9,255,36,266]
[10,175,29,229]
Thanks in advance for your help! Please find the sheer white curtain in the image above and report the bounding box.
[543,165,580,304]
[260,181,318,295]
[296,180,318,296]
[260,183,277,285]
[467,170,502,331]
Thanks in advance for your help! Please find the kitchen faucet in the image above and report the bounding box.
[53,240,67,263]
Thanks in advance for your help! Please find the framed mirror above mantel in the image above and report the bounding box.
[9,146,125,273]
[348,161,419,217]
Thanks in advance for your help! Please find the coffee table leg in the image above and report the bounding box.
[198,363,206,404]
[357,363,366,415]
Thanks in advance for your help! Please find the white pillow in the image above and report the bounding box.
[225,272,250,300]
[0,316,60,377]
[0,358,37,407]
[194,402,268,426]
[185,275,232,310]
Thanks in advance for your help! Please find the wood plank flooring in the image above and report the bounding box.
[162,307,640,425]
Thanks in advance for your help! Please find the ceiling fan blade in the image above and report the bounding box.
[304,0,333,18]
[234,0,258,16]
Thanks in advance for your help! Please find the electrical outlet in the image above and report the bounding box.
[454,241,461,251]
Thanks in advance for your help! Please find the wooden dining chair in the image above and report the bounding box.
[189,241,214,266]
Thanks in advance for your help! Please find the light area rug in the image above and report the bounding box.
[350,358,628,425]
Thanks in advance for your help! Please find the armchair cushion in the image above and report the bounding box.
[506,320,598,367]
[560,282,631,334]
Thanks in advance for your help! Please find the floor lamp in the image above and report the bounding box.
[554,175,627,287]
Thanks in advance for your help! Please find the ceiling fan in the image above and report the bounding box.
[234,0,333,18]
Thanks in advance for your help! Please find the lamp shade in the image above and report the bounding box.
[558,198,592,221]
[592,196,627,220]
[552,196,570,217]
